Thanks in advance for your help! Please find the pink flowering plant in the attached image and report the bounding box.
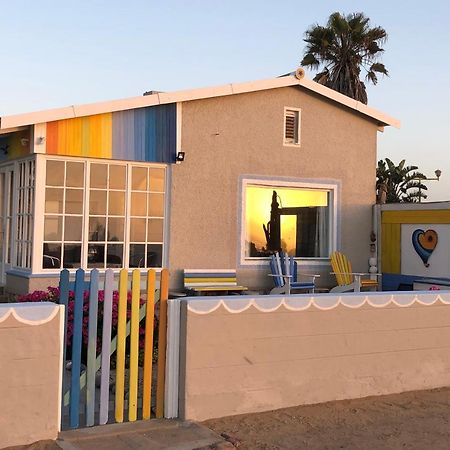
[18,287,157,363]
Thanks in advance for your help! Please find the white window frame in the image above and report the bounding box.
[283,107,301,147]
[239,176,338,267]
[14,158,35,269]
[32,154,169,274]
[0,155,36,274]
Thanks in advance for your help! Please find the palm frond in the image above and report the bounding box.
[300,11,388,103]
[370,62,388,75]
[376,158,429,203]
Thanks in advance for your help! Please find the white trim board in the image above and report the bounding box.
[1,76,400,130]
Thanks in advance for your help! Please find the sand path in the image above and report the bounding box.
[204,387,450,449]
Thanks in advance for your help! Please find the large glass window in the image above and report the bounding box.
[244,181,335,260]
[87,163,125,268]
[42,159,166,270]
[129,166,164,268]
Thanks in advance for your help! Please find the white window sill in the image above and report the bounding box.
[239,257,331,268]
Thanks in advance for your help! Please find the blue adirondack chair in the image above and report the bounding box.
[269,252,319,294]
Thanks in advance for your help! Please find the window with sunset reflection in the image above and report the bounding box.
[245,185,331,258]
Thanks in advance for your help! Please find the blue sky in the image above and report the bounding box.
[1,0,449,200]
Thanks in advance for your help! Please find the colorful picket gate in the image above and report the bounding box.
[58,267,169,429]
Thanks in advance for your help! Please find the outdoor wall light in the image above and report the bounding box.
[176,151,185,163]
[415,169,442,202]
[37,136,46,145]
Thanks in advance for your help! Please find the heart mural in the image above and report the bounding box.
[412,229,438,267]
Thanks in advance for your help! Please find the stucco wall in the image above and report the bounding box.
[0,303,63,447]
[179,293,450,421]
[170,86,379,289]
[6,273,61,295]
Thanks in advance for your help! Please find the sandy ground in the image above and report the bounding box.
[204,387,450,450]
[5,388,450,450]
[3,442,60,450]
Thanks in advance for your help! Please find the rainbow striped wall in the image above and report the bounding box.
[46,104,176,163]
[0,129,31,162]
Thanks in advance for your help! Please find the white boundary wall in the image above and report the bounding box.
[167,291,450,421]
[0,302,63,447]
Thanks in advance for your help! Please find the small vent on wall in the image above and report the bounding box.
[284,109,300,145]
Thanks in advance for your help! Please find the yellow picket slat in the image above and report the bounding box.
[128,270,140,422]
[156,268,169,418]
[115,269,128,423]
[142,270,156,420]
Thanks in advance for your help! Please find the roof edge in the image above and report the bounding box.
[0,75,400,129]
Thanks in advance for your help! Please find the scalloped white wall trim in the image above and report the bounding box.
[186,291,450,314]
[0,302,61,325]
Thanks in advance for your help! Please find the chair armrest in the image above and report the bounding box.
[268,274,293,278]
[331,272,380,277]
[297,272,321,278]
[43,254,61,267]
[353,272,382,277]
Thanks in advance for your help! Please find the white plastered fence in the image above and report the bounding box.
[165,291,450,421]
[0,302,64,447]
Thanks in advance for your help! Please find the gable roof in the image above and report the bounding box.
[0,75,400,130]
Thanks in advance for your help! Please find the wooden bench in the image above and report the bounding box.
[184,269,248,296]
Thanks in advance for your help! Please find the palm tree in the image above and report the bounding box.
[376,158,427,203]
[301,12,388,104]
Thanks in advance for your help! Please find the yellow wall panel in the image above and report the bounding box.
[66,118,82,156]
[382,210,450,224]
[81,117,91,156]
[381,223,401,273]
[101,113,113,158]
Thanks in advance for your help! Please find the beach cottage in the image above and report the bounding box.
[0,72,399,294]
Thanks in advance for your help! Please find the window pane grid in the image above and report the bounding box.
[14,159,35,268]
[87,164,127,269]
[43,160,84,269]
[128,166,165,268]
[43,159,165,270]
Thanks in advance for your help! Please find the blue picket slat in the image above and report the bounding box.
[68,280,90,291]
[86,269,99,427]
[99,269,114,425]
[59,269,70,425]
[69,269,85,429]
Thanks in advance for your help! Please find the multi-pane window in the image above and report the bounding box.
[88,163,126,268]
[42,159,166,270]
[44,160,84,269]
[15,159,35,268]
[129,166,165,268]
[244,181,335,260]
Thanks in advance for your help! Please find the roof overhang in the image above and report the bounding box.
[0,76,400,130]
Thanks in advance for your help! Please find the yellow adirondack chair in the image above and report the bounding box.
[330,251,380,293]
